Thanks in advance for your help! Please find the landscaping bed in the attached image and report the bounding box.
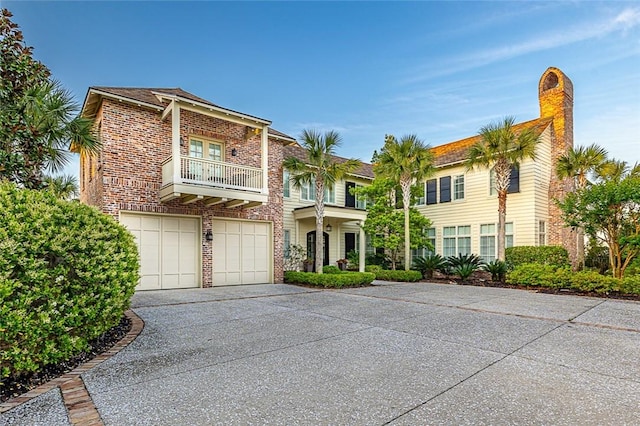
[0,315,131,402]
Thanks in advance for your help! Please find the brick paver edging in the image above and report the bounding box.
[0,309,144,425]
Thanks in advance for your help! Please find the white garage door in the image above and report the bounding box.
[121,213,200,291]
[212,220,271,286]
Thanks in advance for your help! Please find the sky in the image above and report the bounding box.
[3,1,639,178]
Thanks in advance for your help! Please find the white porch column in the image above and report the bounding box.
[261,125,269,194]
[359,228,366,272]
[171,101,181,183]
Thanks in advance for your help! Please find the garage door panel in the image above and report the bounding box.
[121,213,200,290]
[213,219,271,286]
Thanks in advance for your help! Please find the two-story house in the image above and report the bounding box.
[282,145,374,271]
[412,67,576,264]
[79,87,296,290]
[79,67,576,291]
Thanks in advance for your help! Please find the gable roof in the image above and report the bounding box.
[430,117,553,167]
[82,86,296,142]
[283,145,374,180]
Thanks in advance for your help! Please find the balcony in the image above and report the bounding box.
[160,156,268,208]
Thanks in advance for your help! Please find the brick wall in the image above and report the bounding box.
[81,97,285,286]
[539,67,578,265]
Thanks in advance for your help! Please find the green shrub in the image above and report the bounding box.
[505,246,569,269]
[0,183,140,379]
[506,263,640,295]
[413,254,446,279]
[483,260,507,282]
[283,271,375,288]
[374,270,423,282]
[322,265,341,274]
[365,265,382,274]
[619,275,640,295]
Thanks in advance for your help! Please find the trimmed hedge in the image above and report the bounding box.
[284,271,375,288]
[322,265,341,274]
[0,183,140,379]
[505,246,569,269]
[374,270,423,282]
[506,263,640,295]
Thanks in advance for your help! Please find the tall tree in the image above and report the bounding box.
[375,134,435,270]
[354,178,432,270]
[0,9,99,189]
[556,143,608,268]
[465,116,540,261]
[283,130,361,274]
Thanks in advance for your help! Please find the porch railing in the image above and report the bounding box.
[162,156,264,192]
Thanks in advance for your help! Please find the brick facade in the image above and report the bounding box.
[538,67,578,265]
[81,96,285,286]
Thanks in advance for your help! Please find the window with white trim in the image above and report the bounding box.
[538,221,546,246]
[453,175,465,200]
[411,227,436,261]
[480,222,514,262]
[443,226,470,257]
[283,170,290,198]
[190,138,222,161]
[301,182,335,204]
[355,184,367,209]
[284,230,291,258]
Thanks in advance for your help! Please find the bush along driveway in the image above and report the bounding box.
[2,282,640,425]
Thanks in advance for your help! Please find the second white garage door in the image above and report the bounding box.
[212,220,271,286]
[121,212,200,291]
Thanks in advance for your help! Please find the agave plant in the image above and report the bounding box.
[413,254,446,279]
[447,253,483,282]
[482,259,507,282]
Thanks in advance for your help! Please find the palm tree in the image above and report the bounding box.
[283,130,361,274]
[44,174,79,200]
[12,80,100,189]
[375,134,435,271]
[465,116,540,261]
[556,144,608,268]
[596,160,640,183]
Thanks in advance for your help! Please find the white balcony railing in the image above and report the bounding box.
[162,156,264,192]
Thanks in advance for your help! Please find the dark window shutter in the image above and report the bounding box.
[440,176,451,203]
[508,167,520,193]
[345,182,356,207]
[426,179,437,205]
[345,233,356,257]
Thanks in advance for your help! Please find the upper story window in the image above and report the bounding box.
[283,170,290,198]
[453,175,464,200]
[190,138,223,161]
[426,179,437,205]
[440,176,451,203]
[301,182,335,204]
[346,181,368,210]
[490,167,520,195]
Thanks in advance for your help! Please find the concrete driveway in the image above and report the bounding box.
[3,282,640,425]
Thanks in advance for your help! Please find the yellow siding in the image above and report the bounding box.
[416,125,553,256]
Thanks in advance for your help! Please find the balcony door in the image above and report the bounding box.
[189,138,224,181]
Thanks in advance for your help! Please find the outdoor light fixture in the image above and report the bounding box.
[326,224,332,232]
[179,137,185,146]
[231,148,238,157]
[205,229,213,241]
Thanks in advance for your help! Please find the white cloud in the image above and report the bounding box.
[403,7,640,84]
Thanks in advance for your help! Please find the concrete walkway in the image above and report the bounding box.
[2,282,640,425]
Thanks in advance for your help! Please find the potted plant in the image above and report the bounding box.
[336,258,348,271]
[303,257,314,272]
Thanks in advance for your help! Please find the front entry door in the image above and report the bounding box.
[306,231,329,271]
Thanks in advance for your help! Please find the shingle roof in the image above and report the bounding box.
[90,87,215,109]
[430,117,553,167]
[85,86,296,141]
[283,145,374,179]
